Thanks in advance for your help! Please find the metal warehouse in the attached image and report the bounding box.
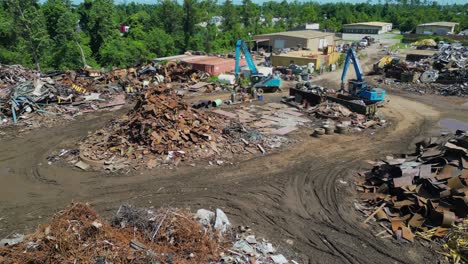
[254,30,336,52]
[342,21,393,40]
[415,22,459,35]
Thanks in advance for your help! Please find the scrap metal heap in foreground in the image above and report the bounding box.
[0,203,296,263]
[356,131,468,261]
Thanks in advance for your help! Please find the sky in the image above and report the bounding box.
[43,0,466,4]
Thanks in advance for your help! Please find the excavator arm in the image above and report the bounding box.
[235,39,258,77]
[340,47,364,90]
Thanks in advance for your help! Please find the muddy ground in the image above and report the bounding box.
[1,44,467,263]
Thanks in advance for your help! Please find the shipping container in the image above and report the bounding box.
[184,57,246,76]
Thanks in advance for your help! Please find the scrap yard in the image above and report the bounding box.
[0,17,467,264]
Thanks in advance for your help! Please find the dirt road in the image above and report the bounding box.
[0,43,466,263]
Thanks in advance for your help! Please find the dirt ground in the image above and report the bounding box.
[0,43,467,263]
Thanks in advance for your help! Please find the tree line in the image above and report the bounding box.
[0,0,465,71]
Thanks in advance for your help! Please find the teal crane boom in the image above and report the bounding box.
[234,39,282,92]
[340,47,386,102]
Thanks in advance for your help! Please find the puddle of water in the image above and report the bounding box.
[439,118,468,133]
[463,102,468,108]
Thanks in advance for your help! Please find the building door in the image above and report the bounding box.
[274,39,285,49]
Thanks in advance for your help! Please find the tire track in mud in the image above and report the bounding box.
[0,95,445,263]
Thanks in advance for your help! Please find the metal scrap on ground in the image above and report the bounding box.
[356,131,468,261]
[78,86,282,169]
[0,62,219,131]
[378,44,467,97]
[0,203,297,264]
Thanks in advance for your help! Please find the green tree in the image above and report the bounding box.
[144,28,176,57]
[183,0,198,50]
[221,0,238,32]
[5,0,49,71]
[78,0,117,58]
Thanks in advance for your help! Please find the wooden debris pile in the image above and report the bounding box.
[356,132,468,244]
[79,85,239,168]
[0,203,228,263]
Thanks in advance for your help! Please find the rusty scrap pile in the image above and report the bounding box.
[80,86,238,168]
[0,203,227,263]
[308,102,385,134]
[0,203,297,264]
[396,82,468,97]
[356,132,468,247]
[0,64,126,129]
[159,61,210,83]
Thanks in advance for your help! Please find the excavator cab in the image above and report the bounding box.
[348,79,385,102]
[235,39,282,93]
[341,47,386,103]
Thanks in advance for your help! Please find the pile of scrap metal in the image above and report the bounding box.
[381,44,467,91]
[276,64,310,81]
[111,61,218,94]
[355,132,467,255]
[0,65,125,127]
[0,64,39,88]
[0,203,300,264]
[386,81,468,97]
[78,85,259,169]
[307,101,386,135]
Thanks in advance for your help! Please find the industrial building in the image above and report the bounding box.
[415,22,459,35]
[342,21,393,40]
[270,46,341,71]
[153,54,246,76]
[253,30,336,52]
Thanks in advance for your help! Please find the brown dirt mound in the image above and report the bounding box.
[0,203,228,263]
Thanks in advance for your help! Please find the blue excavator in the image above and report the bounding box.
[341,47,385,102]
[235,39,282,92]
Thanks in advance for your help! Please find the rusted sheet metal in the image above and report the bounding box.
[289,88,323,106]
[356,133,468,243]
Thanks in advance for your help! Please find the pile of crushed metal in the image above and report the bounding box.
[308,101,386,135]
[377,44,467,97]
[0,64,126,130]
[0,62,215,131]
[0,203,295,264]
[285,86,386,135]
[380,81,468,97]
[0,64,40,88]
[78,85,267,169]
[356,131,467,261]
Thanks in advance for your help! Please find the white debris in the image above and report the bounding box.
[245,235,257,244]
[75,161,90,170]
[271,254,288,264]
[196,209,215,227]
[0,234,24,247]
[214,208,231,233]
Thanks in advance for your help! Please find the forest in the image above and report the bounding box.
[0,0,466,71]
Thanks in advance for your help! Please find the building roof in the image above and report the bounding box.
[343,21,392,27]
[417,22,459,27]
[255,30,334,40]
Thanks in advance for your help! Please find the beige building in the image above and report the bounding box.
[254,30,336,52]
[415,22,459,35]
[342,21,393,40]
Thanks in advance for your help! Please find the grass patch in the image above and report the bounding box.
[389,43,408,51]
[392,34,403,40]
